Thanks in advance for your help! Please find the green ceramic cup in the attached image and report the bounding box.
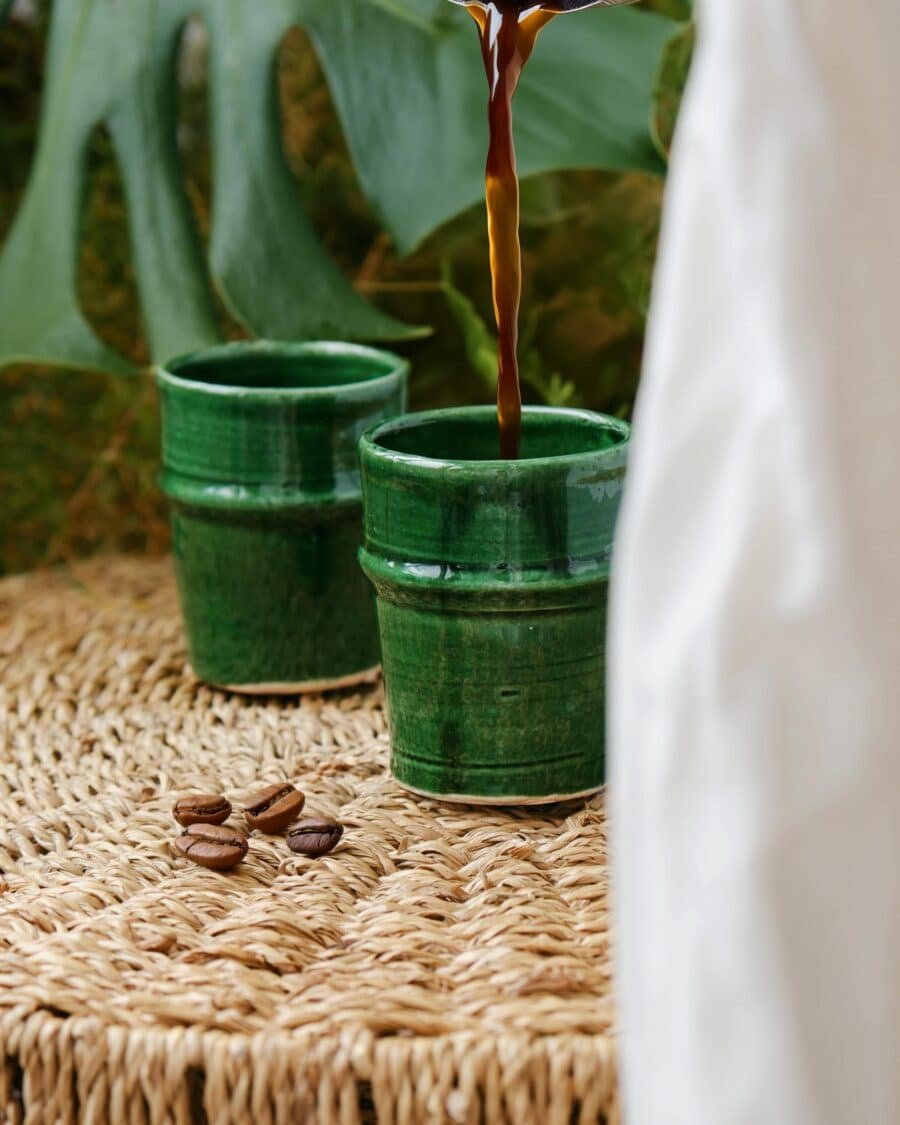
[359,405,630,804]
[157,340,408,693]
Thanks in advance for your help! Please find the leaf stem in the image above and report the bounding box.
[356,279,447,292]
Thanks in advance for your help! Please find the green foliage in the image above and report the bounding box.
[0,1,693,574]
[0,366,165,575]
[653,19,695,157]
[0,0,673,375]
[441,263,578,408]
[441,266,500,393]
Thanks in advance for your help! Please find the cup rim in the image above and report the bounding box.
[361,404,630,473]
[157,339,408,399]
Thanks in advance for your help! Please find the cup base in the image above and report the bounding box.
[207,665,381,696]
[393,776,603,807]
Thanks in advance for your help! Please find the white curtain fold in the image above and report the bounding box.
[609,1,900,1121]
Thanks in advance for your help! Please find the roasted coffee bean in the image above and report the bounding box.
[244,783,305,833]
[173,823,248,870]
[286,816,343,857]
[173,793,231,827]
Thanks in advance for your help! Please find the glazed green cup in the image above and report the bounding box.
[359,405,629,804]
[157,341,407,693]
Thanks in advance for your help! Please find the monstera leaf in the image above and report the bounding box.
[0,0,674,375]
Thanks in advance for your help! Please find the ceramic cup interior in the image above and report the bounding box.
[164,340,403,394]
[369,405,629,464]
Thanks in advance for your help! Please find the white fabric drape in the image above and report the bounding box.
[609,1,900,1122]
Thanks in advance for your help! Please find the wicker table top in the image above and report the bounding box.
[0,557,616,1125]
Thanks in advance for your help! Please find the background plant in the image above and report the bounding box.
[0,0,692,573]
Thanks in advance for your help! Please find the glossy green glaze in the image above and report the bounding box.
[359,406,629,803]
[158,341,407,691]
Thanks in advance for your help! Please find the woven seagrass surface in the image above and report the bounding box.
[0,557,616,1125]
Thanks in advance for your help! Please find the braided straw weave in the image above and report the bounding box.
[0,557,617,1125]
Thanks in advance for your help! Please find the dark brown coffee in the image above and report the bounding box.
[244,783,305,833]
[173,793,231,827]
[173,823,248,870]
[286,817,343,857]
[467,1,560,459]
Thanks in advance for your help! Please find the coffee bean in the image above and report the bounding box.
[173,793,231,827]
[286,817,343,857]
[244,782,305,834]
[173,823,248,870]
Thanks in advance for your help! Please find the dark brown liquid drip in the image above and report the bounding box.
[468,1,558,459]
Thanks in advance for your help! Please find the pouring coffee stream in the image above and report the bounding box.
[451,0,637,458]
